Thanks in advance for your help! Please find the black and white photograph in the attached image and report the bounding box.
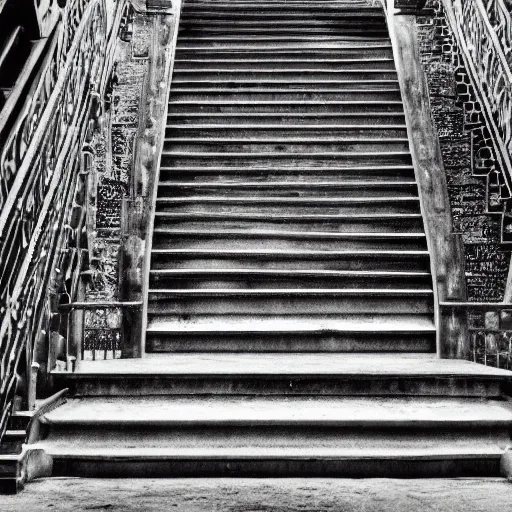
[1,0,512,509]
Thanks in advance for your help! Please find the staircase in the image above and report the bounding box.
[148,0,436,353]
[28,0,512,481]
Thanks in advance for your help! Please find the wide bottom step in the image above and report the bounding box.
[47,448,503,478]
[33,394,512,478]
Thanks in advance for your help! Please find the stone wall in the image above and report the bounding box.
[84,7,149,358]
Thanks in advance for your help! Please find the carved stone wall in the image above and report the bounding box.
[417,1,511,301]
[84,8,150,358]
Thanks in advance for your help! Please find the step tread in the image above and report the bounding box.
[172,79,400,83]
[164,137,409,142]
[147,288,434,295]
[152,229,425,237]
[151,248,430,255]
[168,101,403,105]
[146,315,436,333]
[154,213,423,219]
[156,196,418,202]
[174,58,394,62]
[157,181,417,187]
[162,152,412,157]
[167,114,404,118]
[32,446,506,461]
[54,354,512,378]
[31,444,506,460]
[173,69,397,73]
[175,45,393,51]
[149,269,431,276]
[166,124,407,128]
[42,396,512,426]
[160,165,415,171]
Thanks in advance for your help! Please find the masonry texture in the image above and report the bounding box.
[84,8,149,357]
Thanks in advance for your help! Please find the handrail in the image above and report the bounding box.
[60,301,143,310]
[440,301,512,308]
[0,0,125,443]
[443,0,512,211]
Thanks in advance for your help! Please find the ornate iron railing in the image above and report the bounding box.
[482,0,512,64]
[0,0,125,442]
[444,0,512,240]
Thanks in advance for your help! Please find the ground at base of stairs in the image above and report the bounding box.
[2,477,511,511]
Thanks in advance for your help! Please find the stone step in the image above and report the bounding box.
[176,36,390,43]
[40,395,512,431]
[41,396,512,462]
[166,113,406,126]
[167,101,404,114]
[27,447,507,478]
[34,389,512,477]
[52,354,512,397]
[165,126,409,139]
[173,68,396,77]
[183,6,384,13]
[152,212,425,233]
[174,46,394,59]
[148,268,432,290]
[163,138,411,154]
[161,152,413,168]
[154,196,421,215]
[178,28,389,38]
[0,454,21,480]
[145,315,436,352]
[171,78,399,88]
[179,14,385,23]
[158,165,417,181]
[151,229,427,251]
[146,289,434,315]
[173,60,397,71]
[181,6,385,13]
[150,248,432,272]
[179,19,386,27]
[168,89,403,102]
[156,180,417,196]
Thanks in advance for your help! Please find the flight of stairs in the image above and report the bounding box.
[22,0,512,484]
[146,0,436,353]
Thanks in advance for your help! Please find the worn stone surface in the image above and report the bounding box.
[2,478,512,511]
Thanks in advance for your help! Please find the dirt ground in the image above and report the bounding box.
[2,477,512,512]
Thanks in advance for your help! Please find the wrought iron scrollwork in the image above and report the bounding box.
[0,0,124,442]
[443,0,512,241]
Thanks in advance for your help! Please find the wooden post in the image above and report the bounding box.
[119,197,144,358]
[387,6,468,358]
[118,5,180,358]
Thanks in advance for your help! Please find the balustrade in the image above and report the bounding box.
[0,0,126,442]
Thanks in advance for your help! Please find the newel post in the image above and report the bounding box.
[118,1,179,357]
